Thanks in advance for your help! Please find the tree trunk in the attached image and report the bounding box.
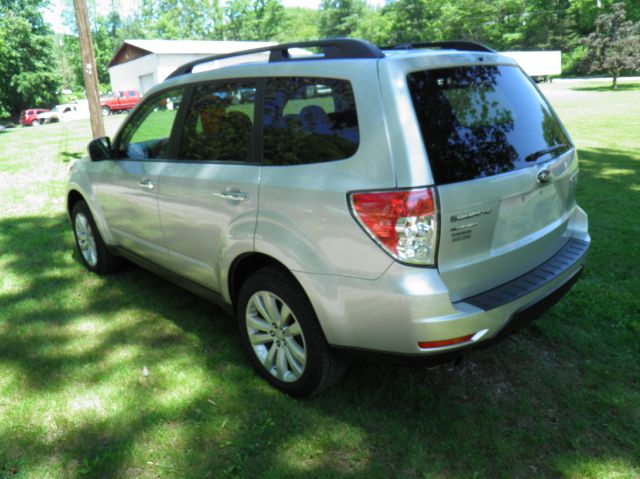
[612,72,618,90]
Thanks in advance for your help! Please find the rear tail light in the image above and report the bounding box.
[349,187,438,266]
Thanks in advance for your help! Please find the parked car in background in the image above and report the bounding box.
[20,108,50,126]
[37,104,88,124]
[100,90,141,116]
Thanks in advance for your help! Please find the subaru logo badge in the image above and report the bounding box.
[537,168,552,184]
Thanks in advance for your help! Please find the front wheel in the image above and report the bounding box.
[71,201,123,274]
[31,119,40,126]
[237,268,345,397]
[101,106,111,116]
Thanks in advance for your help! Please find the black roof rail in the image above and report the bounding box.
[167,38,384,80]
[381,41,495,53]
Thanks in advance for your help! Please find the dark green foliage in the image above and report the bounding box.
[0,2,60,117]
[319,0,370,38]
[137,0,224,39]
[277,7,320,41]
[223,0,285,41]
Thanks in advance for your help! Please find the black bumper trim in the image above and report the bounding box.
[490,267,582,341]
[464,237,589,311]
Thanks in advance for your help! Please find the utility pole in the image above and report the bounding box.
[73,0,105,139]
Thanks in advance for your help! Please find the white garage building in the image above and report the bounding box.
[107,39,277,94]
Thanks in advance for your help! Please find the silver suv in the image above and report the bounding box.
[67,39,589,396]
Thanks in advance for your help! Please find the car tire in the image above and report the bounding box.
[237,267,346,397]
[101,106,111,116]
[32,119,40,126]
[71,201,123,275]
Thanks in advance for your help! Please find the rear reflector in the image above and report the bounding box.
[418,334,475,349]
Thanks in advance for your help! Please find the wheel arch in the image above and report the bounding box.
[67,189,85,218]
[66,187,115,245]
[234,261,346,395]
[227,253,294,310]
[227,251,339,347]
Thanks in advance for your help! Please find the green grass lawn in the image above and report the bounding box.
[0,81,639,479]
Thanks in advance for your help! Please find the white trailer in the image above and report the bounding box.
[501,51,562,82]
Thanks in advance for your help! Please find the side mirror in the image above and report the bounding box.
[88,136,112,161]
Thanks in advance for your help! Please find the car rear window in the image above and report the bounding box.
[262,77,359,166]
[407,65,571,185]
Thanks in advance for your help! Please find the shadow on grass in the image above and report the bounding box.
[59,151,84,163]
[0,177,638,478]
[571,82,640,92]
[0,214,239,476]
[577,147,639,214]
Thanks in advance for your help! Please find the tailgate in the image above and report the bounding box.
[406,63,578,301]
[437,149,578,300]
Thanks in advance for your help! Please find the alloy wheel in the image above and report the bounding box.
[245,291,307,382]
[74,213,98,267]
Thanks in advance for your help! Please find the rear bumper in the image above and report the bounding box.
[332,266,583,365]
[296,207,589,356]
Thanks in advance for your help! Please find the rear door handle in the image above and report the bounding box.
[138,178,156,190]
[212,191,249,202]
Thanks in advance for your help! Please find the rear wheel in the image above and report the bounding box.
[237,267,345,397]
[71,201,123,274]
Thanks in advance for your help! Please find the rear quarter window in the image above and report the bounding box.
[407,65,571,185]
[262,77,359,166]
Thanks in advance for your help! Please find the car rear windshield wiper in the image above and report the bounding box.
[524,144,568,163]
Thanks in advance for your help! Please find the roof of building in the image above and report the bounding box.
[108,39,276,68]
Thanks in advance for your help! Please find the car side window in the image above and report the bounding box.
[118,89,183,160]
[178,81,256,162]
[262,77,360,166]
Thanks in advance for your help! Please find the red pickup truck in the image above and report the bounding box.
[100,90,141,115]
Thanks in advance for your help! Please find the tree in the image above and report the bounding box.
[0,0,60,117]
[276,7,320,42]
[436,0,515,48]
[352,6,389,45]
[318,0,370,38]
[583,2,640,89]
[527,0,579,51]
[224,0,285,41]
[377,0,444,45]
[138,0,224,39]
